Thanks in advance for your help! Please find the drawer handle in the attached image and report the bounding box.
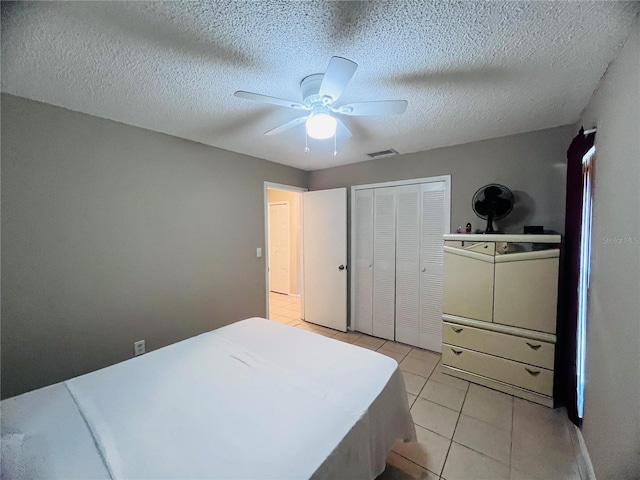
[451,348,463,356]
[526,342,542,350]
[451,326,464,333]
[525,367,541,377]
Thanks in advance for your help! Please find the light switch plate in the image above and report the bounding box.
[256,247,262,258]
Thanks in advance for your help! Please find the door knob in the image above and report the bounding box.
[338,265,346,271]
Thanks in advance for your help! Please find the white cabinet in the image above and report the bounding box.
[352,178,450,349]
[493,251,559,333]
[441,234,561,407]
[443,244,495,322]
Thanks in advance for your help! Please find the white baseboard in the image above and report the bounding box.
[574,425,596,480]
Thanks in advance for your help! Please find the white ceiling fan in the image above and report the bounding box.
[234,57,408,146]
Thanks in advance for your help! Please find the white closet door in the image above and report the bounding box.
[419,181,448,352]
[353,189,374,334]
[394,185,421,346]
[372,187,396,340]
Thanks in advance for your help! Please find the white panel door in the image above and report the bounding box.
[268,202,290,295]
[395,185,421,346]
[353,189,374,335]
[372,187,396,340]
[419,181,448,352]
[303,188,347,332]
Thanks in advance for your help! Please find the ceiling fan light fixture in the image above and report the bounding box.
[305,113,337,140]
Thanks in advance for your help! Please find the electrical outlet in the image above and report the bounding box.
[134,340,145,356]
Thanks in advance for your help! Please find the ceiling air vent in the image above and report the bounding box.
[366,148,399,159]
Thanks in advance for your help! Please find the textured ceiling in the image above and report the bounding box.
[2,1,638,171]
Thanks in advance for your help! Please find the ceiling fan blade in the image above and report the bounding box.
[264,116,308,136]
[335,100,408,116]
[319,57,358,102]
[234,91,308,110]
[335,117,352,139]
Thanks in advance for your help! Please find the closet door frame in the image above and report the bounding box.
[350,176,451,333]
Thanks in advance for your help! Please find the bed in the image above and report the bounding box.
[1,317,415,479]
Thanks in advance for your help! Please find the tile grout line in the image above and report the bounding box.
[360,336,514,478]
[393,450,442,479]
[413,396,461,417]
[271,325,488,477]
[449,395,513,471]
[392,433,450,479]
[392,346,446,476]
[283,327,534,477]
[438,380,470,478]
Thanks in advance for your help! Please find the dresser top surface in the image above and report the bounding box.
[443,234,561,243]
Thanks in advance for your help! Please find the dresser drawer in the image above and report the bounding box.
[442,344,553,396]
[443,322,555,370]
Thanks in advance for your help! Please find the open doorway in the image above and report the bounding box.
[264,183,348,333]
[265,183,305,324]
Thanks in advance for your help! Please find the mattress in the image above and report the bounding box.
[1,318,415,479]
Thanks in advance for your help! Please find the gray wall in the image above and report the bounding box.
[310,125,575,235]
[310,125,574,335]
[1,94,308,399]
[578,22,640,480]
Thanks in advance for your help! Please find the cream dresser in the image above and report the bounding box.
[441,234,561,407]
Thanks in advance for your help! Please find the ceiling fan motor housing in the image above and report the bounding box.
[301,73,328,107]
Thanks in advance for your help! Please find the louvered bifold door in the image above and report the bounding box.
[372,187,396,340]
[353,189,374,335]
[419,181,448,352]
[394,185,421,346]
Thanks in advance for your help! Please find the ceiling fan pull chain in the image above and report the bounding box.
[304,131,309,153]
[333,132,337,156]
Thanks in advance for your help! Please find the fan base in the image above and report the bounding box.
[301,73,324,106]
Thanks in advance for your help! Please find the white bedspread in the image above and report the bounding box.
[1,318,415,479]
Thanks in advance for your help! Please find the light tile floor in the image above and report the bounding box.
[266,293,586,480]
[268,292,302,325]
